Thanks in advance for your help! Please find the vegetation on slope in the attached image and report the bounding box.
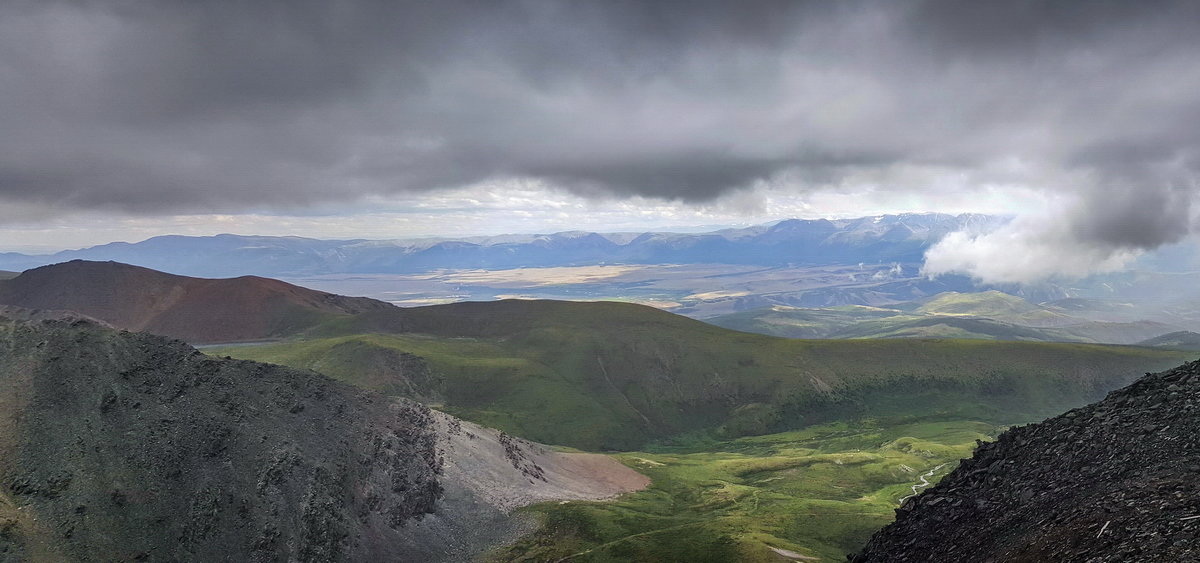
[1137,330,1200,350]
[705,305,905,339]
[213,300,1191,450]
[707,292,1175,344]
[488,418,1001,562]
[911,291,1069,326]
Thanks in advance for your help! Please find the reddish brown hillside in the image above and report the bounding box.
[0,260,393,342]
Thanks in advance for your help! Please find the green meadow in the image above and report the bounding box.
[490,418,1000,561]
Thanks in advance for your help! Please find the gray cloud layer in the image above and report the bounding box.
[3,0,1200,278]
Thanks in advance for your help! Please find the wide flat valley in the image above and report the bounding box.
[281,262,929,317]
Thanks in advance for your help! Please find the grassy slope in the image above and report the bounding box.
[828,315,1058,340]
[912,291,1068,325]
[709,291,1174,344]
[209,300,1193,560]
[706,301,1070,341]
[706,306,906,339]
[213,300,1192,450]
[1138,330,1200,350]
[489,419,1001,561]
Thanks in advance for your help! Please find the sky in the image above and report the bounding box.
[2,1,1199,283]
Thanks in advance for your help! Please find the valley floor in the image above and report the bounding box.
[488,418,1002,562]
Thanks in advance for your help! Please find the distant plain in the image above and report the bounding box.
[280,262,939,317]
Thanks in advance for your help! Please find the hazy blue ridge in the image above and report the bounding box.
[0,213,999,278]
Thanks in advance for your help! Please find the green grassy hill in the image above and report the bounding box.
[1138,330,1200,350]
[827,315,1057,340]
[213,300,1191,451]
[707,291,1176,345]
[912,291,1070,326]
[826,316,1173,344]
[704,305,904,339]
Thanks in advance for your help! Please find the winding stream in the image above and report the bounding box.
[898,463,947,504]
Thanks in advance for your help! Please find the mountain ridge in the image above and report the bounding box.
[1137,330,1200,350]
[0,214,1001,278]
[0,260,394,343]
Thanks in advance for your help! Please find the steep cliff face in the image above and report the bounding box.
[853,360,1200,563]
[0,316,442,562]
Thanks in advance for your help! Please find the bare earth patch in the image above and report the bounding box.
[389,411,649,561]
[770,546,821,560]
[432,410,649,513]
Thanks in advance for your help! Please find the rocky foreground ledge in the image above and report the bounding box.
[0,316,646,562]
[852,359,1200,562]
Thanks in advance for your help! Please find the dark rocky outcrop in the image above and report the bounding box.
[0,313,648,562]
[0,316,442,562]
[852,359,1200,562]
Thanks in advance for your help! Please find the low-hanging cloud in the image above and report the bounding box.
[2,0,1200,282]
[924,157,1200,283]
[923,206,1147,285]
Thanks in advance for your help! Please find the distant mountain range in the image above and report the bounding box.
[0,213,1002,278]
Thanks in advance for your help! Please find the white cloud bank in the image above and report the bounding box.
[922,217,1144,284]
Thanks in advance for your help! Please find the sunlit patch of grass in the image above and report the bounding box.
[489,418,1002,562]
[210,319,1188,451]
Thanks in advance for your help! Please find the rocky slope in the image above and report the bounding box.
[0,315,443,562]
[0,316,646,562]
[395,411,649,561]
[0,260,393,343]
[852,359,1200,562]
[0,305,111,326]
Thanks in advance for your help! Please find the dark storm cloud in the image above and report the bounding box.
[3,0,1200,265]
